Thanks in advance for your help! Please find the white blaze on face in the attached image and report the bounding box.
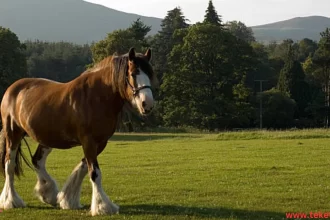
[133,69,154,114]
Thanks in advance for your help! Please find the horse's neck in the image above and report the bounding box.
[74,71,125,112]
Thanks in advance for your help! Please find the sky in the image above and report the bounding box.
[85,0,330,26]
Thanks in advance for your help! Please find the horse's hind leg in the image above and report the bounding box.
[32,144,58,206]
[0,126,25,209]
[57,158,88,209]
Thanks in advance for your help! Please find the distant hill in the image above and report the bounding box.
[252,16,330,43]
[1,0,329,44]
[0,0,162,43]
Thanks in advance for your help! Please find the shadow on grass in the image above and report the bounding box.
[26,205,56,210]
[111,134,200,142]
[120,204,286,220]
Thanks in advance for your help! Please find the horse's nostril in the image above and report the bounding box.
[142,101,146,107]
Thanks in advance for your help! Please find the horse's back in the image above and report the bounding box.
[1,78,65,113]
[0,78,74,144]
[3,77,63,98]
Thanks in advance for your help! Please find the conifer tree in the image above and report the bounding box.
[204,0,223,27]
[150,7,189,81]
[277,44,308,118]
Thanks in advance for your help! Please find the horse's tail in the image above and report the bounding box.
[14,137,34,178]
[0,129,34,178]
[0,129,6,177]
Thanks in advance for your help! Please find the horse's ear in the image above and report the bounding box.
[128,47,135,61]
[145,48,152,61]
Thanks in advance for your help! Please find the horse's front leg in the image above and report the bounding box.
[83,139,119,216]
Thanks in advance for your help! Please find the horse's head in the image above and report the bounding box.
[125,47,158,115]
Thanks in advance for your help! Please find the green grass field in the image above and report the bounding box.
[1,130,330,219]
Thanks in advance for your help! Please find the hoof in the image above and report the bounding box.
[34,179,58,206]
[91,202,119,216]
[57,191,83,210]
[0,194,26,209]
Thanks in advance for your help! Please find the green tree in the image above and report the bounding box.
[24,41,92,82]
[145,9,190,128]
[203,0,223,27]
[297,38,317,62]
[129,18,151,43]
[303,48,329,127]
[91,29,136,63]
[312,28,330,126]
[266,41,278,55]
[269,39,298,60]
[259,89,296,128]
[91,19,151,63]
[303,54,316,74]
[277,45,305,93]
[245,42,278,92]
[161,23,255,130]
[226,21,255,43]
[277,45,294,94]
[277,44,309,118]
[150,7,189,82]
[0,27,27,96]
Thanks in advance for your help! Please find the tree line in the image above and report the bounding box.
[1,0,330,131]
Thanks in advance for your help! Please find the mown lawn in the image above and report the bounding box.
[1,130,330,219]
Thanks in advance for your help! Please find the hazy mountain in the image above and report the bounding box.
[0,0,162,43]
[1,0,329,44]
[252,16,330,43]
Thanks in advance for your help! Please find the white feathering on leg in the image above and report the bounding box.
[34,147,58,206]
[0,148,25,209]
[90,168,119,216]
[57,161,88,209]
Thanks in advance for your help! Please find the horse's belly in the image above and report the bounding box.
[25,126,80,149]
[28,133,80,149]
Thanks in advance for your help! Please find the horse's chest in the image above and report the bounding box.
[93,115,116,131]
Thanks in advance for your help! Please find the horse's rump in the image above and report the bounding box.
[1,78,81,147]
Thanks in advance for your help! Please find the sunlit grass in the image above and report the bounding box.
[1,130,330,219]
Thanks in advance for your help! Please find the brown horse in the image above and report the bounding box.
[0,48,158,216]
